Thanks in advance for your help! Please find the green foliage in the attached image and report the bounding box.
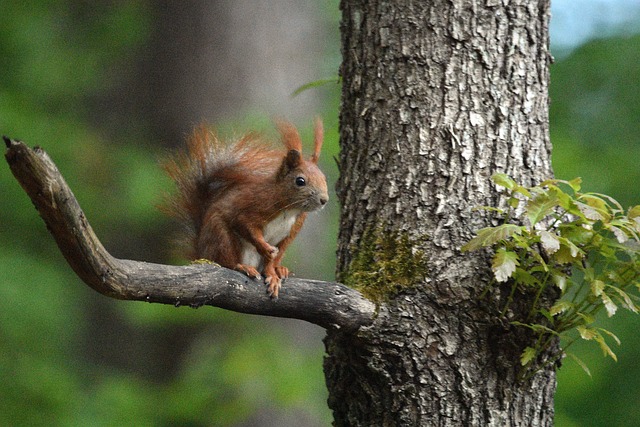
[291,77,341,97]
[343,226,429,303]
[463,174,640,374]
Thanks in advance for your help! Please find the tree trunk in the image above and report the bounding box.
[325,1,556,425]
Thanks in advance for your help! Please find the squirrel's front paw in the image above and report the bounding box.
[268,245,279,258]
[259,244,279,260]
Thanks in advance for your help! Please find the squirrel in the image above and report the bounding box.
[162,119,329,298]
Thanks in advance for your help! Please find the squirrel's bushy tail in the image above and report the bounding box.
[161,125,244,259]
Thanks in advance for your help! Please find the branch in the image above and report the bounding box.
[3,137,375,331]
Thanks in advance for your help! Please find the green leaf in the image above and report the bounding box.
[579,195,613,222]
[553,187,575,211]
[583,267,596,284]
[492,173,516,190]
[607,286,639,313]
[577,325,598,340]
[591,279,605,297]
[554,237,583,264]
[514,186,532,198]
[520,346,537,366]
[607,225,628,243]
[601,292,618,317]
[524,245,551,272]
[598,328,621,346]
[541,179,580,194]
[574,201,604,221]
[508,197,520,209]
[559,225,594,245]
[526,193,558,227]
[538,230,560,254]
[461,224,524,251]
[550,300,573,316]
[514,267,540,287]
[539,308,554,323]
[589,192,624,213]
[567,177,582,192]
[511,321,559,335]
[539,178,560,187]
[612,220,640,242]
[576,312,595,325]
[492,249,519,282]
[567,352,592,377]
[594,333,617,361]
[552,273,568,291]
[291,77,340,97]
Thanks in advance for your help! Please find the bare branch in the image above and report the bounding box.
[3,137,375,331]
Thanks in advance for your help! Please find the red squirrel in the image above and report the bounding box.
[162,119,329,297]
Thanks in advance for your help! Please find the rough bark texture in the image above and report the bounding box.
[3,138,375,332]
[325,1,556,425]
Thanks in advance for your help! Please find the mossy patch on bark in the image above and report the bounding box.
[342,226,429,303]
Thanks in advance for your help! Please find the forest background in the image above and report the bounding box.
[1,1,639,425]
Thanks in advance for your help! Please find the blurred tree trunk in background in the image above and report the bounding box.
[325,1,556,425]
[131,0,326,146]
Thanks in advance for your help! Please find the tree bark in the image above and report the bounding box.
[325,1,555,425]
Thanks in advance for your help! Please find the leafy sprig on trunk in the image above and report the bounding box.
[463,174,640,375]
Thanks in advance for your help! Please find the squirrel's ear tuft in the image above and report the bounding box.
[311,117,323,164]
[277,120,303,152]
[285,149,302,169]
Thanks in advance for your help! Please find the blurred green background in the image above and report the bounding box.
[1,1,638,426]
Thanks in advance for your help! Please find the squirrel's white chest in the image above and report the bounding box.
[263,209,300,244]
[241,210,300,268]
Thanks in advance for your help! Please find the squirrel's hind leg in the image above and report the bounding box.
[274,265,289,279]
[264,263,282,298]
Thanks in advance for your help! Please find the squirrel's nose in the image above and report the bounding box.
[320,196,328,206]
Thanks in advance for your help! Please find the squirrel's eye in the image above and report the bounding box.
[295,176,306,187]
